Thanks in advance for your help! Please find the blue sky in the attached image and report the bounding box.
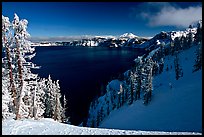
[2,2,202,40]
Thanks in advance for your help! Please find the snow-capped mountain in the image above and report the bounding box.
[67,32,149,48]
[50,24,199,49]
[119,33,138,39]
[38,32,148,48]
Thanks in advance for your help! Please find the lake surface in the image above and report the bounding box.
[31,46,145,125]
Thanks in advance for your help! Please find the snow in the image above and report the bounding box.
[2,116,201,135]
[120,33,138,39]
[99,45,202,133]
[146,47,160,59]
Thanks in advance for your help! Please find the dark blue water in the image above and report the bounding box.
[31,46,145,125]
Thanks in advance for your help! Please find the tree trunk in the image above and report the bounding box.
[54,93,58,121]
[33,81,37,120]
[4,35,17,113]
[15,38,24,120]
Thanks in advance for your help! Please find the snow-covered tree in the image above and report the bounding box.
[2,15,17,112]
[193,42,202,72]
[193,24,202,72]
[174,53,183,80]
[140,59,154,105]
[119,82,125,106]
[135,73,141,100]
[2,73,13,119]
[44,75,54,118]
[187,31,193,48]
[194,23,202,45]
[53,80,63,122]
[43,75,64,122]
[61,94,69,123]
[174,37,181,53]
[35,78,46,119]
[127,72,134,105]
[2,13,66,123]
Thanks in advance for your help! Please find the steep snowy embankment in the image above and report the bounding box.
[99,45,202,133]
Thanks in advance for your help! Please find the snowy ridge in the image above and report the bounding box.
[2,116,201,135]
[99,45,202,133]
[134,26,198,49]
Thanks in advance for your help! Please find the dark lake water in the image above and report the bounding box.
[31,46,145,125]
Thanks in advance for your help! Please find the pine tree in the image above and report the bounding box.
[44,75,54,118]
[187,31,193,48]
[194,23,202,45]
[2,73,13,119]
[119,83,125,106]
[61,94,69,123]
[174,37,181,53]
[193,42,202,72]
[141,59,153,105]
[127,75,134,105]
[183,36,188,50]
[2,13,37,120]
[53,80,63,122]
[135,73,141,100]
[2,15,17,113]
[35,78,46,119]
[174,53,183,80]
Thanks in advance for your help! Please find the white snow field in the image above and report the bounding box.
[2,116,201,135]
[99,45,202,133]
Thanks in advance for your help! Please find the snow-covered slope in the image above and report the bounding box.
[134,26,198,50]
[2,115,201,135]
[99,45,202,133]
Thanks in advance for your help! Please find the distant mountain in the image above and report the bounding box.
[119,33,138,39]
[51,33,149,48]
[31,20,201,49]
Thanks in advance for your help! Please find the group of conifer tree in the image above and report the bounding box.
[2,14,69,123]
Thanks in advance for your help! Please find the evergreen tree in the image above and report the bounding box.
[180,35,185,51]
[174,37,181,53]
[174,53,183,80]
[135,73,141,100]
[2,13,37,120]
[183,36,188,50]
[119,83,125,106]
[127,76,134,105]
[44,75,53,118]
[61,94,69,123]
[141,59,153,105]
[35,78,46,119]
[194,23,202,45]
[187,31,193,48]
[53,80,63,122]
[2,15,17,113]
[2,73,13,119]
[193,42,202,72]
